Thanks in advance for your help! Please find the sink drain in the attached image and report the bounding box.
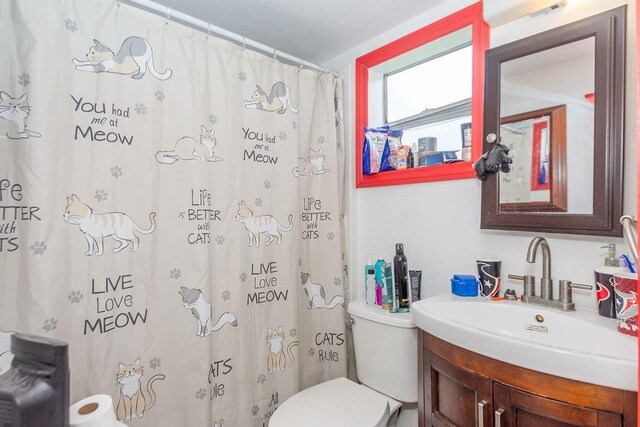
[535,314,544,323]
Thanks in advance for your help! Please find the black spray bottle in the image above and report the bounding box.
[393,243,410,312]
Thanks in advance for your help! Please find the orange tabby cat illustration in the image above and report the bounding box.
[116,358,165,422]
[63,194,156,256]
[266,326,298,373]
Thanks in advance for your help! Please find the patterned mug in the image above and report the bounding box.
[477,260,501,298]
[613,273,638,336]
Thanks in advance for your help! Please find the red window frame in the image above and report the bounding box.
[355,2,489,187]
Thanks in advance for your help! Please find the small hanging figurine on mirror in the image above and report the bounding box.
[473,142,512,181]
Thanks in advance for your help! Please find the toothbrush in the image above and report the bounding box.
[620,254,636,273]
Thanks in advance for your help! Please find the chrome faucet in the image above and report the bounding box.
[508,237,592,311]
[527,237,552,300]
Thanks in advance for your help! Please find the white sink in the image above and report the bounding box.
[411,294,637,391]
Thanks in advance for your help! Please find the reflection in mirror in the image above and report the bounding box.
[499,37,594,214]
[500,105,567,212]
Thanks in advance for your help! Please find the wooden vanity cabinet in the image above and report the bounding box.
[419,332,637,427]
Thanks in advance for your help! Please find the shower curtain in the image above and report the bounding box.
[0,0,348,425]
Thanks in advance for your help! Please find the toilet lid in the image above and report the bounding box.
[269,377,390,427]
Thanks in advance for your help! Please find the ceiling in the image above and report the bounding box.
[148,0,446,65]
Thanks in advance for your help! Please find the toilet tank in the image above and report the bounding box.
[347,300,418,403]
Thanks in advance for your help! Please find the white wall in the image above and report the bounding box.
[326,0,637,310]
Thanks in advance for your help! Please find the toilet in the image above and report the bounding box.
[270,299,418,427]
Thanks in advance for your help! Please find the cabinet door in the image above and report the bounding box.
[424,352,493,427]
[493,382,622,427]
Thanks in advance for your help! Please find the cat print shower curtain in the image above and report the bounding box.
[0,0,348,425]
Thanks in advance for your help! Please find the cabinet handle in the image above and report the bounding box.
[494,408,504,427]
[477,400,488,427]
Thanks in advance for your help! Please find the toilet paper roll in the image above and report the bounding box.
[69,394,127,427]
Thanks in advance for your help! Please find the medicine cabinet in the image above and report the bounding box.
[355,2,489,187]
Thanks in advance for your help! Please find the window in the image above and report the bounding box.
[355,2,489,187]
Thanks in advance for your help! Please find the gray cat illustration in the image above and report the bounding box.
[0,91,41,140]
[301,273,345,309]
[73,37,172,80]
[0,330,14,377]
[243,82,298,114]
[179,287,237,337]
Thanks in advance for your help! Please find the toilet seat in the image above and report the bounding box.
[269,377,399,427]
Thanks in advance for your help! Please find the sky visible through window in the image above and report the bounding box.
[386,45,472,123]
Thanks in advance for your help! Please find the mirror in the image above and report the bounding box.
[481,6,625,236]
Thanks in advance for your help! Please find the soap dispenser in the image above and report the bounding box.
[594,243,627,318]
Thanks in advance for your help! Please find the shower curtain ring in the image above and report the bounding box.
[272,48,278,60]
[299,60,304,71]
[242,36,246,52]
[165,7,172,25]
[207,23,212,39]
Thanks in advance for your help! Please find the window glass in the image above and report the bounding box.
[386,45,473,123]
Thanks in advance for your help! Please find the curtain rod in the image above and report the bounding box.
[120,0,333,75]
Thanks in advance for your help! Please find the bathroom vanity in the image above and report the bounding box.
[412,295,638,427]
[419,332,637,427]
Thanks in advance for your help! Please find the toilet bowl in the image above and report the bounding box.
[269,377,401,427]
[269,300,417,427]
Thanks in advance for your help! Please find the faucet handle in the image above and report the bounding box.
[507,274,535,297]
[559,280,593,304]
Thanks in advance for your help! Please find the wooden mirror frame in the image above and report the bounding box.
[481,6,625,236]
[499,105,567,213]
[355,2,489,187]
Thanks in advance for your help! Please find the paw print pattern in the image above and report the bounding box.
[264,180,271,189]
[289,328,297,337]
[31,241,47,255]
[17,73,30,87]
[297,258,302,267]
[317,136,325,144]
[149,357,161,369]
[64,18,78,32]
[154,90,165,101]
[278,131,287,140]
[68,290,83,303]
[326,232,335,241]
[334,277,342,287]
[292,121,298,129]
[209,114,217,125]
[134,103,146,114]
[239,272,247,282]
[337,140,342,150]
[111,166,123,178]
[215,235,225,245]
[94,189,108,202]
[254,198,263,207]
[42,318,57,332]
[251,405,259,416]
[222,290,231,301]
[257,374,266,384]
[169,268,181,280]
[308,348,315,357]
[239,71,247,81]
[195,388,207,400]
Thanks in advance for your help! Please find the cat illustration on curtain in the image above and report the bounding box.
[213,420,224,427]
[301,273,345,309]
[73,37,172,80]
[243,82,298,114]
[0,330,14,377]
[178,287,237,337]
[235,201,293,247]
[116,357,165,422]
[292,148,330,177]
[0,91,41,140]
[63,194,156,256]
[155,125,222,164]
[266,326,298,373]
